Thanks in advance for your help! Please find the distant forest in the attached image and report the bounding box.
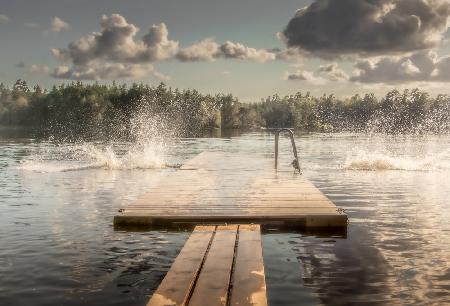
[1,79,450,138]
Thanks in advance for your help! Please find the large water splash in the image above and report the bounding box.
[18,141,167,173]
[19,104,176,172]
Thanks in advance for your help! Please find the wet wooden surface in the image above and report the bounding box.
[146,226,214,306]
[114,152,347,228]
[230,224,267,306]
[188,225,237,306]
[147,225,267,306]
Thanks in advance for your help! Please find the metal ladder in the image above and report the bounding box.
[274,128,301,173]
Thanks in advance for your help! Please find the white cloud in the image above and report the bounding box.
[177,38,220,62]
[430,55,450,81]
[49,14,286,80]
[51,48,70,62]
[350,50,450,83]
[284,69,312,81]
[285,62,349,83]
[30,64,50,74]
[400,60,421,75]
[141,22,179,61]
[284,69,327,84]
[24,22,40,29]
[0,14,9,24]
[177,39,276,62]
[52,15,178,65]
[50,17,70,32]
[274,48,304,62]
[219,41,276,62]
[49,14,181,80]
[51,62,165,80]
[318,63,350,81]
[152,70,171,81]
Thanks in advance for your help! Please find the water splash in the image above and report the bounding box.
[81,142,166,170]
[342,149,450,171]
[18,109,174,173]
[18,141,166,173]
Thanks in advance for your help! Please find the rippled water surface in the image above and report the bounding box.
[1,131,449,305]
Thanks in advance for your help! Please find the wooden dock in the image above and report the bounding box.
[147,224,267,306]
[114,151,347,228]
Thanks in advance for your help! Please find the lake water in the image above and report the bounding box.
[0,131,449,306]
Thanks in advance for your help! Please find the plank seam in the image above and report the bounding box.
[226,225,240,306]
[185,225,217,306]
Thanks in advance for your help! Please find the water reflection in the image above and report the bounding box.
[0,133,449,305]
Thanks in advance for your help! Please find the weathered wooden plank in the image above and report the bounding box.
[114,152,348,229]
[137,194,321,201]
[130,199,329,208]
[230,225,267,306]
[126,204,337,208]
[128,199,336,205]
[146,225,215,306]
[132,190,323,197]
[135,185,319,193]
[133,195,330,201]
[123,208,338,216]
[122,206,341,212]
[124,208,331,215]
[142,183,319,188]
[115,214,348,228]
[123,203,339,209]
[188,225,238,306]
[146,223,268,306]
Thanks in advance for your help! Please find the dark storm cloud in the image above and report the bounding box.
[283,0,450,58]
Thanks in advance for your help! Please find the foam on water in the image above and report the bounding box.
[342,149,450,171]
[82,142,166,170]
[18,141,166,173]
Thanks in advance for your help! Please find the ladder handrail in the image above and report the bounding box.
[274,128,301,173]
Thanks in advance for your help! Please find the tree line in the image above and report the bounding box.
[1,79,449,138]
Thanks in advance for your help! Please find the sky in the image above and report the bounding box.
[1,0,450,101]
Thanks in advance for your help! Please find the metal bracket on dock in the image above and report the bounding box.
[274,128,301,173]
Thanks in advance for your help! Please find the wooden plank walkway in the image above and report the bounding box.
[147,224,267,306]
[114,152,347,228]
